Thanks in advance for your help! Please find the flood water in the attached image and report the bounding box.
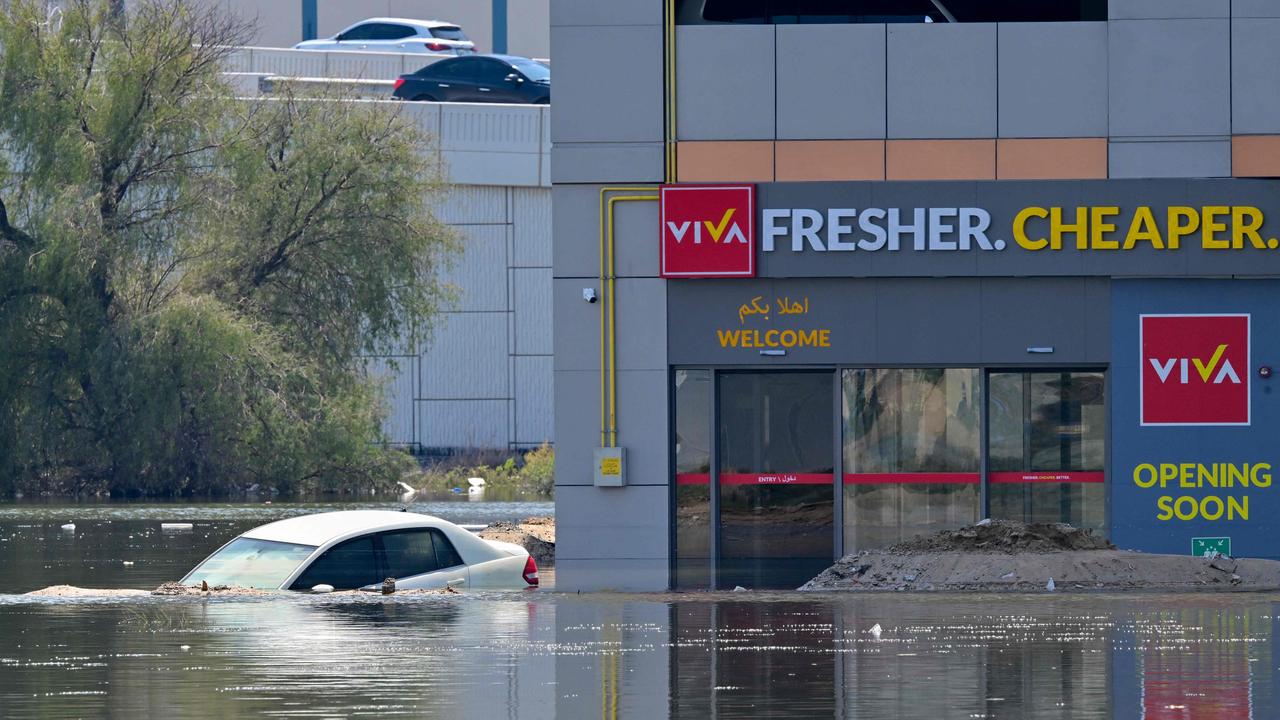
[2,500,1279,718]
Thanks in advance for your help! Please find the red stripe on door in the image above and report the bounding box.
[989,471,1104,484]
[720,473,834,485]
[843,473,980,484]
[676,473,710,485]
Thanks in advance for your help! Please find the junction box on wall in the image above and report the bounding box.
[594,447,626,487]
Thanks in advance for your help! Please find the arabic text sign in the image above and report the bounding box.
[660,184,756,278]
[1140,314,1250,426]
[717,294,831,350]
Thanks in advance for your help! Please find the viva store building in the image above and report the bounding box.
[551,0,1280,590]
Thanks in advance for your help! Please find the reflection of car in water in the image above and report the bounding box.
[182,510,538,591]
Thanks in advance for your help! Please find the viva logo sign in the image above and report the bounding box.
[1140,314,1250,426]
[660,184,755,278]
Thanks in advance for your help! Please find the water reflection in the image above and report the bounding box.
[2,592,1279,718]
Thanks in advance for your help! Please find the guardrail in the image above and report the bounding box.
[224,46,549,82]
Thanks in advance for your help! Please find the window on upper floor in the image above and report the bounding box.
[678,0,1107,24]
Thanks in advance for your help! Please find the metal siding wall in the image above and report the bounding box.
[514,268,552,355]
[512,188,552,268]
[1108,140,1231,178]
[417,399,509,449]
[997,22,1108,138]
[435,186,509,225]
[515,355,553,446]
[1107,19,1230,139]
[420,312,510,399]
[365,356,417,445]
[551,25,664,143]
[1231,18,1280,135]
[442,225,509,312]
[775,24,886,140]
[887,23,997,139]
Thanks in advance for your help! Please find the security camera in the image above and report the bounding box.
[583,288,598,304]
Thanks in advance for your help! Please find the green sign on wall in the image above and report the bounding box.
[1192,537,1232,557]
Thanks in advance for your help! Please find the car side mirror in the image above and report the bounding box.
[505,73,524,83]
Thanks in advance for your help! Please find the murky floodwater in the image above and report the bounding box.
[2,501,1279,718]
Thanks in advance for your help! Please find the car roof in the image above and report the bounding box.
[347,18,459,30]
[242,510,449,546]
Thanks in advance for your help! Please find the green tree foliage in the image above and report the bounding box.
[0,0,455,495]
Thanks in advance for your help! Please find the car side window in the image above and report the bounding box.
[381,529,440,578]
[289,535,378,590]
[375,23,417,40]
[338,23,374,41]
[421,60,462,79]
[431,529,464,569]
[474,60,512,85]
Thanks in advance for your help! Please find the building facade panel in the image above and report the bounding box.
[514,267,553,355]
[1108,0,1230,19]
[886,23,997,139]
[1107,19,1231,138]
[440,225,509,312]
[676,26,776,141]
[551,25,664,144]
[997,22,1108,139]
[420,312,510,399]
[1108,139,1232,179]
[515,356,554,447]
[552,369,600,486]
[416,399,509,450]
[775,24,887,141]
[550,142,665,184]
[1231,19,1280,135]
[512,188,553,268]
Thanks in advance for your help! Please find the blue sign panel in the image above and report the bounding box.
[1110,279,1280,559]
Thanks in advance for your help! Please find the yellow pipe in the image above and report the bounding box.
[598,187,657,448]
[665,0,677,182]
[607,195,657,447]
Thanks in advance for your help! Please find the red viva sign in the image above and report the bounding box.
[1140,314,1250,426]
[660,184,755,278]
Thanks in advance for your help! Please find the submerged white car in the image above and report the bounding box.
[293,18,476,55]
[182,510,537,591]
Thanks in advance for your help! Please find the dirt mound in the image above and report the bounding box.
[152,582,274,596]
[887,520,1114,554]
[479,516,555,566]
[24,585,150,598]
[801,522,1280,593]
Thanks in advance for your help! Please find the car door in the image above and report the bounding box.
[288,535,380,591]
[379,528,469,590]
[417,59,472,102]
[364,23,417,52]
[469,59,519,103]
[332,22,378,50]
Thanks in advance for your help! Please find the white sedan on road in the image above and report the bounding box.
[182,510,537,591]
[294,18,476,55]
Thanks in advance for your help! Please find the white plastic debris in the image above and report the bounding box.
[732,585,747,592]
[180,645,191,651]
[161,523,193,531]
[869,623,882,639]
[311,584,335,594]
[976,518,992,526]
[60,523,75,532]
[1046,577,1056,592]
[467,477,486,488]
[396,481,416,494]
[1001,571,1016,580]
[122,561,134,566]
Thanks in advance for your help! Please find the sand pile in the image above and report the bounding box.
[800,520,1280,593]
[23,585,150,598]
[479,516,555,565]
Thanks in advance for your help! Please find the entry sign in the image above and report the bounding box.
[1192,537,1231,557]
[1139,314,1250,426]
[660,184,756,278]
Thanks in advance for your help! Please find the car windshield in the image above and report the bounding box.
[182,537,316,590]
[513,60,549,82]
[430,26,468,41]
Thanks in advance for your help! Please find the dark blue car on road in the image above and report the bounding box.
[393,54,550,104]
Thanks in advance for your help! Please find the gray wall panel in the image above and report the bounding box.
[366,356,417,445]
[612,197,661,278]
[1109,0,1229,19]
[1084,278,1112,364]
[551,143,665,184]
[417,399,509,449]
[553,278,601,372]
[434,185,508,225]
[874,279,982,362]
[553,559,671,592]
[553,369,599,485]
[1234,0,1280,17]
[513,188,553,268]
[1108,139,1231,178]
[776,24,886,140]
[554,278,666,371]
[515,268,553,355]
[552,25,663,143]
[557,484,669,559]
[552,184,604,279]
[998,23,1108,138]
[676,26,776,140]
[1231,19,1280,135]
[977,279,1090,364]
[1108,20,1230,137]
[420,312,510,398]
[515,356,553,446]
[441,225,509,312]
[550,0,660,27]
[614,369,670,485]
[887,23,997,139]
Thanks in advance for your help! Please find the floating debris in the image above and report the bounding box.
[160,523,193,531]
[1046,577,1056,592]
[60,523,75,532]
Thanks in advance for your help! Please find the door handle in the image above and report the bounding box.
[447,578,466,587]
[478,87,491,92]
[438,83,451,88]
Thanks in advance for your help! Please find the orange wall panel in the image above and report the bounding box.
[1232,136,1280,178]
[997,138,1107,179]
[676,141,775,183]
[775,141,886,181]
[886,140,996,181]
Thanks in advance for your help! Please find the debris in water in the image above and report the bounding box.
[976,518,992,526]
[60,523,75,532]
[382,577,397,595]
[311,584,335,594]
[180,645,191,651]
[869,623,882,639]
[122,561,134,566]
[1001,571,1016,580]
[1046,577,1056,592]
[161,523,193,531]
[732,585,747,592]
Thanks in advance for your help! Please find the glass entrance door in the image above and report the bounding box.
[716,372,834,589]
